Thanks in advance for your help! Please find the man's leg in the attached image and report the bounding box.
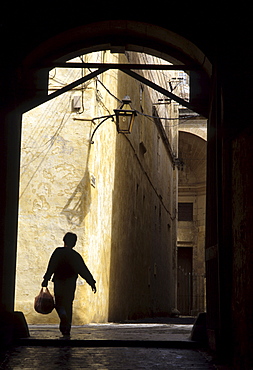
[54,279,76,335]
[55,296,69,335]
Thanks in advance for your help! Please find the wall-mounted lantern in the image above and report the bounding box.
[114,96,137,134]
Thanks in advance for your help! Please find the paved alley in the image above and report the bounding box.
[0,321,227,369]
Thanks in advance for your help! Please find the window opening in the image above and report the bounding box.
[178,202,193,221]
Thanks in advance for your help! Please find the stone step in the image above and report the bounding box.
[16,338,200,349]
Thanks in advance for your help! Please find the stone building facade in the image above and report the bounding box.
[4,14,253,367]
[15,50,206,324]
[177,109,207,315]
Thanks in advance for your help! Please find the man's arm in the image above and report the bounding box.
[41,249,59,287]
[75,254,97,293]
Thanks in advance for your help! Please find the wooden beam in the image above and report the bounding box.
[22,67,109,112]
[120,69,207,117]
[47,62,200,71]
[23,64,207,117]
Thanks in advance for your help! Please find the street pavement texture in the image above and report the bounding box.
[0,346,216,369]
[0,322,230,369]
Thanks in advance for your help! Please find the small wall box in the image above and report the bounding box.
[72,96,82,110]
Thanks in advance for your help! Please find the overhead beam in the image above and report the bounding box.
[23,65,207,117]
[119,68,207,117]
[46,68,109,101]
[22,67,109,112]
[47,62,201,71]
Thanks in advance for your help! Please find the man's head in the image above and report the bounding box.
[63,232,77,248]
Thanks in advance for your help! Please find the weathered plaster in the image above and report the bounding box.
[16,51,180,324]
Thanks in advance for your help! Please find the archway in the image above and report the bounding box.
[2,19,213,344]
[23,21,212,71]
[20,21,211,116]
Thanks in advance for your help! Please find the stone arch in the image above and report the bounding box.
[178,131,207,185]
[179,127,207,142]
[4,19,213,322]
[23,20,212,76]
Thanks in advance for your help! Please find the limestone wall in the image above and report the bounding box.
[109,53,178,320]
[177,125,207,315]
[15,51,119,324]
[15,51,179,324]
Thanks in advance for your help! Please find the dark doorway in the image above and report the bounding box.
[177,247,193,315]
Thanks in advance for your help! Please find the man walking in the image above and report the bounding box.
[42,232,96,336]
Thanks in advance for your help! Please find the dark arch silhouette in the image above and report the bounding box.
[23,20,212,74]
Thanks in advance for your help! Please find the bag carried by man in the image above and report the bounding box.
[34,287,55,314]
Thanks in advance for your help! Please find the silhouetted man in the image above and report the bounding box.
[42,232,96,336]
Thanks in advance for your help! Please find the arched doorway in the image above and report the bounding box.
[20,20,211,114]
[2,19,214,345]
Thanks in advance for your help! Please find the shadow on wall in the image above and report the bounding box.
[61,144,92,226]
[61,168,91,226]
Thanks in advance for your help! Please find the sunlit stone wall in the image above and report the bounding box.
[15,51,180,324]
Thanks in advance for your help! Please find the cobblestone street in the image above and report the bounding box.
[0,346,215,369]
[0,322,225,369]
